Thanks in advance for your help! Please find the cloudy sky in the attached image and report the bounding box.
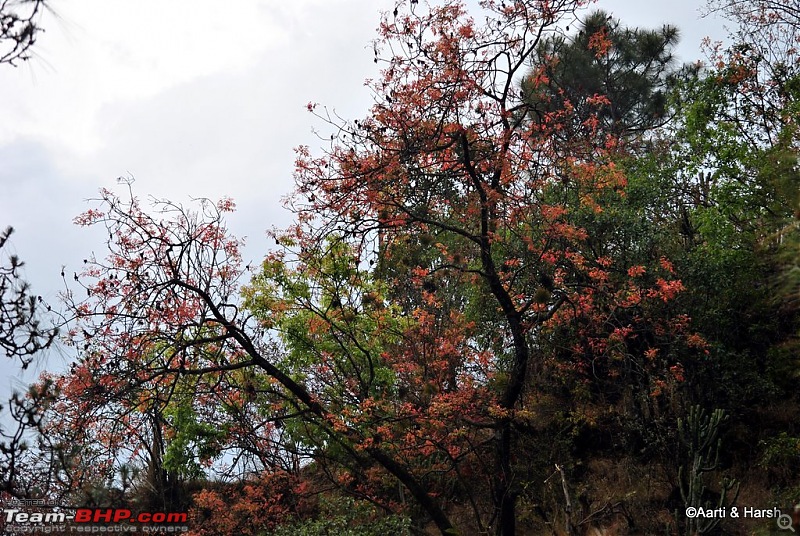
[0,0,727,392]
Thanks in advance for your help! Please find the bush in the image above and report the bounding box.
[265,495,410,536]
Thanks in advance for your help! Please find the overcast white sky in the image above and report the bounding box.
[0,0,727,393]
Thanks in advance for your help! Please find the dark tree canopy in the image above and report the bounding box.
[523,10,682,140]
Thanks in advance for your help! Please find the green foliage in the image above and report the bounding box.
[657,52,800,410]
[245,237,405,405]
[162,399,226,479]
[758,431,800,495]
[759,432,800,471]
[265,496,411,536]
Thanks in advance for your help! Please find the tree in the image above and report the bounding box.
[0,0,49,66]
[53,183,461,530]
[0,226,56,365]
[615,1,800,524]
[522,10,682,142]
[20,1,800,533]
[43,186,292,511]
[44,2,699,535]
[0,0,58,501]
[0,226,58,500]
[267,0,692,533]
[704,0,799,80]
[699,0,799,151]
[670,0,799,378]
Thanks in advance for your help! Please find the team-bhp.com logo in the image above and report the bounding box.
[72,510,187,524]
[3,507,188,533]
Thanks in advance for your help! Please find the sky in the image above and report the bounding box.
[0,0,728,396]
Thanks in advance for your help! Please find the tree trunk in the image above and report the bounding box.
[495,424,517,536]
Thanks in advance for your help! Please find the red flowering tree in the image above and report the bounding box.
[41,183,300,510]
[41,2,702,534]
[248,1,695,534]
